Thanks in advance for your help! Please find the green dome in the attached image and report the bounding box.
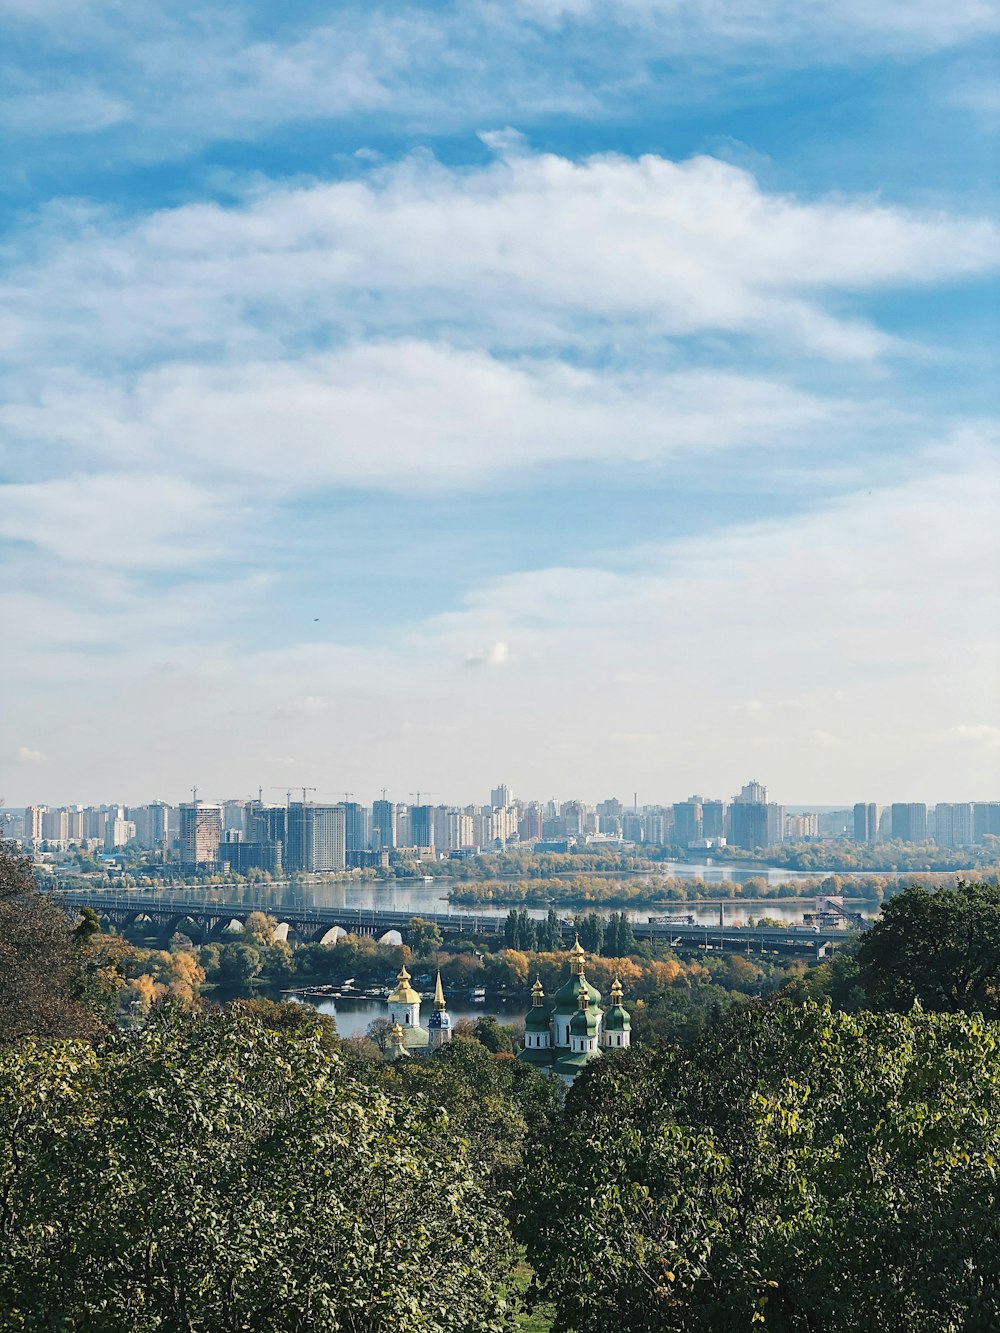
[553,971,602,1012]
[525,1006,551,1031]
[570,1007,599,1037]
[603,1004,631,1032]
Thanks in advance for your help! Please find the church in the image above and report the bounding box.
[381,938,630,1082]
[517,936,631,1084]
[384,964,452,1059]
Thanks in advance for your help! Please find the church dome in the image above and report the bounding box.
[427,1009,452,1031]
[570,1006,599,1037]
[553,972,602,1011]
[387,963,420,1005]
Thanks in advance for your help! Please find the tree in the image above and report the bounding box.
[537,908,562,952]
[603,911,636,957]
[407,916,444,957]
[474,1015,515,1054]
[0,1008,517,1331]
[519,1003,1000,1332]
[504,909,537,951]
[0,839,99,1042]
[856,881,1000,1015]
[228,998,339,1054]
[576,912,604,955]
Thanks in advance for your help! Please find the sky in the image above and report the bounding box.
[1,0,998,809]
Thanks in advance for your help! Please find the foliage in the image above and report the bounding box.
[518,1003,1000,1332]
[0,1008,518,1332]
[857,881,1000,1015]
[408,915,444,956]
[0,840,104,1042]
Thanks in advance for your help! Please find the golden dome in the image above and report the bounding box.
[388,963,420,1005]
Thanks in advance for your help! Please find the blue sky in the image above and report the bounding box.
[1,0,998,807]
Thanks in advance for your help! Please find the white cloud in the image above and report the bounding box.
[2,438,996,802]
[2,150,995,378]
[2,344,853,501]
[945,724,1000,746]
[465,641,511,667]
[16,746,47,763]
[2,0,996,158]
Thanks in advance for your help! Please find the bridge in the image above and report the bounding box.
[57,890,856,958]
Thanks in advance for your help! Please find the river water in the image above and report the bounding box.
[291,992,523,1041]
[146,861,877,927]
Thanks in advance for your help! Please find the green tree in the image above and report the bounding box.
[407,915,444,957]
[537,908,562,951]
[857,881,1000,1014]
[520,1003,1000,1332]
[603,911,637,957]
[576,912,604,955]
[474,1015,515,1054]
[504,910,537,951]
[0,1008,518,1331]
[0,839,99,1042]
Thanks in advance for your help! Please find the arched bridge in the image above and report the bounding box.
[57,890,855,957]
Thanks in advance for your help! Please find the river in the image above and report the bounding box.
[289,992,523,1041]
[135,862,878,926]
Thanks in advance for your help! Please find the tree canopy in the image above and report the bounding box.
[0,1008,518,1332]
[856,880,1000,1015]
[518,1002,1000,1333]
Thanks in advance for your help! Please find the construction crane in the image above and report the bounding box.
[269,786,317,805]
[409,791,435,805]
[333,791,355,802]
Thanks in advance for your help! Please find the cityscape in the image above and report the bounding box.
[2,0,997,1323]
[9,780,999,872]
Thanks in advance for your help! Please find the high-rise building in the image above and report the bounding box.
[221,800,248,834]
[890,803,928,844]
[672,799,703,846]
[83,807,109,841]
[728,800,768,850]
[766,803,786,845]
[973,803,1000,842]
[786,813,819,840]
[371,799,397,850]
[22,805,46,845]
[179,802,222,867]
[491,784,513,810]
[447,811,475,850]
[519,803,543,842]
[622,812,644,843]
[737,780,767,804]
[285,803,346,872]
[410,805,434,850]
[104,812,136,849]
[853,802,878,843]
[702,801,725,840]
[42,808,70,842]
[729,781,769,850]
[934,803,974,847]
[340,802,369,852]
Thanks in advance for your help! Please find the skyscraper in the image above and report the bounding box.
[340,802,369,852]
[179,802,222,867]
[934,803,974,847]
[729,781,769,850]
[410,805,434,850]
[672,799,703,845]
[285,803,346,872]
[491,784,513,810]
[853,802,878,844]
[371,799,397,849]
[890,803,928,843]
[702,801,725,840]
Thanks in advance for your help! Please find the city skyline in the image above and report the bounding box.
[1,1,998,804]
